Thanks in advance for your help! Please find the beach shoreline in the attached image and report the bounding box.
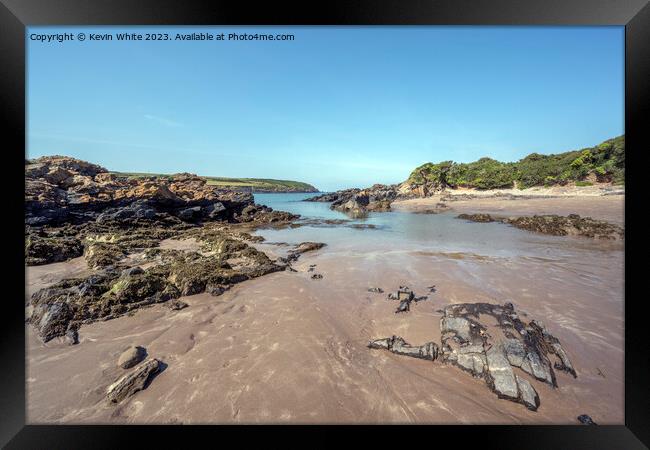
[392,186,624,226]
[26,192,624,424]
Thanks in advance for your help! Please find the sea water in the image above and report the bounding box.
[253,193,622,261]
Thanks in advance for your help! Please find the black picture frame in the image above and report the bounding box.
[2,1,648,447]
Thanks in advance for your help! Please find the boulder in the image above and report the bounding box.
[117,345,147,369]
[32,302,74,343]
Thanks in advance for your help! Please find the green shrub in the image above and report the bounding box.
[407,135,624,189]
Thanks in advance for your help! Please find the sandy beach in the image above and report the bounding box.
[393,186,625,226]
[26,192,625,424]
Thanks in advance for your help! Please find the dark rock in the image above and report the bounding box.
[25,233,84,266]
[457,213,623,240]
[206,283,229,296]
[368,335,439,361]
[395,299,410,313]
[294,242,326,254]
[167,299,188,310]
[577,414,597,425]
[121,266,144,277]
[205,202,226,218]
[107,358,161,404]
[31,302,74,343]
[177,206,203,221]
[311,273,323,280]
[316,184,400,215]
[283,242,327,263]
[97,200,157,223]
[369,301,577,412]
[457,213,495,223]
[368,287,384,293]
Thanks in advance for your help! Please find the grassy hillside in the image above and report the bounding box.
[113,172,318,193]
[407,135,624,190]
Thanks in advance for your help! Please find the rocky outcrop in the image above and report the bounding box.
[25,156,256,227]
[106,358,161,404]
[25,156,302,268]
[30,234,286,342]
[26,157,305,343]
[304,189,359,203]
[305,184,399,216]
[457,213,623,240]
[235,204,299,224]
[368,302,577,411]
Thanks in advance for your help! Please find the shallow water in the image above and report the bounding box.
[254,193,623,259]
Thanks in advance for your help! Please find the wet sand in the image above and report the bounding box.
[26,251,623,424]
[26,207,624,424]
[393,193,624,226]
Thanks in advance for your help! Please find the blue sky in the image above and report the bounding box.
[27,26,624,191]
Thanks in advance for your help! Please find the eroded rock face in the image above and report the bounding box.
[368,302,576,412]
[106,358,161,404]
[25,156,255,227]
[457,213,623,240]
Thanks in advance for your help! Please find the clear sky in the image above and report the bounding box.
[27,26,624,191]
